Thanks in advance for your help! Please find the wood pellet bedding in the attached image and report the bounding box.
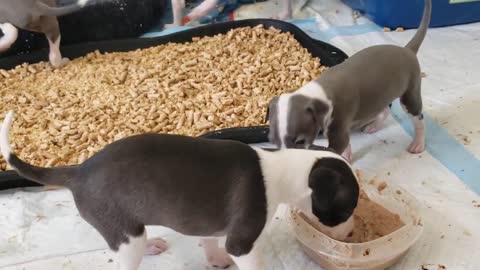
[0,25,327,171]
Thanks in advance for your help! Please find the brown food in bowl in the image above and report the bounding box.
[300,190,404,243]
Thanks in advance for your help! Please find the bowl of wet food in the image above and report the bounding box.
[288,170,424,270]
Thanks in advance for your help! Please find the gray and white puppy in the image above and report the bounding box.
[267,0,431,162]
[0,111,359,270]
[0,0,90,68]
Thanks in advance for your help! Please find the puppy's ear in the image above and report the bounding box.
[309,165,341,210]
[305,99,330,127]
[309,158,359,224]
[265,96,279,124]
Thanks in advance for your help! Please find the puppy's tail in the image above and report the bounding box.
[0,23,18,52]
[34,0,91,17]
[405,0,432,54]
[1,111,77,187]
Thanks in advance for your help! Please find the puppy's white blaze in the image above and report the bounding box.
[0,111,13,161]
[77,0,89,7]
[116,233,147,270]
[276,94,291,148]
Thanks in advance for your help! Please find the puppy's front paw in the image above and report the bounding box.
[51,57,70,69]
[408,140,425,154]
[207,248,233,269]
[145,238,168,256]
[341,145,353,163]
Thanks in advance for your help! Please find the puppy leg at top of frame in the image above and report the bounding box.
[274,0,293,20]
[37,17,69,68]
[115,232,147,270]
[184,0,219,23]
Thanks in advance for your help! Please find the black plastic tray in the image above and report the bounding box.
[0,19,348,190]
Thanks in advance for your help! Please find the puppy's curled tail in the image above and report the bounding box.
[0,111,77,187]
[405,0,432,54]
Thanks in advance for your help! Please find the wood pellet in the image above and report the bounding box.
[0,25,327,170]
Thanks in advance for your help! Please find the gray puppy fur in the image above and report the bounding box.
[0,111,359,270]
[267,0,431,162]
[0,0,90,68]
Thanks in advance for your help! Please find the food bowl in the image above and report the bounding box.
[287,171,424,270]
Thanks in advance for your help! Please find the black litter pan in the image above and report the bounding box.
[0,19,348,190]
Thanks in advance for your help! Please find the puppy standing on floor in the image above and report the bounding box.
[0,111,359,270]
[170,0,293,27]
[0,0,91,68]
[267,0,432,162]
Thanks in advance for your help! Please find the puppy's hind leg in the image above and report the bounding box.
[362,108,390,134]
[401,79,425,154]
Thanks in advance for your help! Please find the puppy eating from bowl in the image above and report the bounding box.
[0,111,359,270]
[266,0,431,162]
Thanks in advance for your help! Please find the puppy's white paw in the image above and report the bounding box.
[363,123,382,134]
[341,145,353,163]
[145,238,168,256]
[206,248,233,269]
[363,108,389,134]
[51,57,70,69]
[408,140,425,154]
